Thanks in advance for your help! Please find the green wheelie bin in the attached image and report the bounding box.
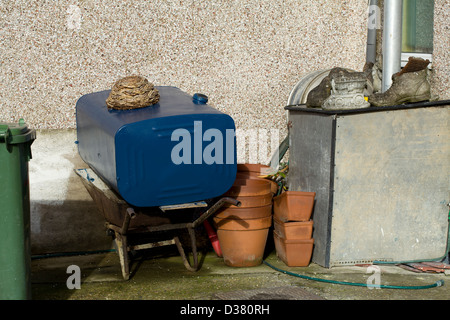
[0,119,36,300]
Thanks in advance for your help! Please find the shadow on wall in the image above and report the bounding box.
[29,129,113,255]
[30,199,113,255]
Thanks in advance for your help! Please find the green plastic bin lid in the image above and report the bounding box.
[0,119,36,144]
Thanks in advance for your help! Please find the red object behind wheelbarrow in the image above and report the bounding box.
[203,220,222,257]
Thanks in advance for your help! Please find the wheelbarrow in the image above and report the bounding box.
[75,168,240,280]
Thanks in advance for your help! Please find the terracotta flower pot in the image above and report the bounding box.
[225,179,271,197]
[236,173,279,195]
[273,191,316,222]
[214,213,272,267]
[217,171,275,267]
[222,193,273,209]
[273,231,314,267]
[236,163,279,195]
[273,217,313,240]
[215,203,272,219]
[213,215,272,231]
[217,228,270,267]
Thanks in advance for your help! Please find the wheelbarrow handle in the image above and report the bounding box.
[191,197,241,228]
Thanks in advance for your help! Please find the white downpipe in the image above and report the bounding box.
[382,0,403,92]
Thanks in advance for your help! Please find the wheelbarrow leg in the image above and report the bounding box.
[114,232,130,280]
[174,226,199,272]
[173,197,241,272]
[114,207,135,280]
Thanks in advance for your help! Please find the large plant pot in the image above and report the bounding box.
[273,191,315,222]
[217,228,270,267]
[214,215,272,267]
[273,231,314,267]
[216,173,274,267]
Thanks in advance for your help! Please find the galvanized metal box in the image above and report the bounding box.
[286,103,450,267]
[76,86,237,207]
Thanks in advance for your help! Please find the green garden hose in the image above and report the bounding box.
[263,260,444,290]
[264,211,449,290]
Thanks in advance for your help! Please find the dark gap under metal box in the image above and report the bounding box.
[286,102,450,267]
[76,86,237,207]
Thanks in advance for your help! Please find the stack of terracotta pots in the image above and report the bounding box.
[213,164,275,267]
[272,191,316,267]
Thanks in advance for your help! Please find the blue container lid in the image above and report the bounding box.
[193,93,208,104]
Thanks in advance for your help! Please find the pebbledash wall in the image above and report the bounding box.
[1,1,448,254]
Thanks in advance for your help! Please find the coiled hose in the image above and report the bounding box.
[263,260,444,290]
[263,209,449,290]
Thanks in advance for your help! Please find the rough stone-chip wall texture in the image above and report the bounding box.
[0,0,448,133]
[431,0,450,101]
[0,0,369,133]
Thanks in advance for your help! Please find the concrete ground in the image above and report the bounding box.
[31,244,449,302]
[27,130,450,307]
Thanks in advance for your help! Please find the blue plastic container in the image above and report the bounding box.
[76,86,237,207]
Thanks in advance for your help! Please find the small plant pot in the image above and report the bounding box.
[273,216,313,240]
[217,228,270,267]
[215,203,272,219]
[273,231,314,267]
[273,191,316,222]
[225,179,271,197]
